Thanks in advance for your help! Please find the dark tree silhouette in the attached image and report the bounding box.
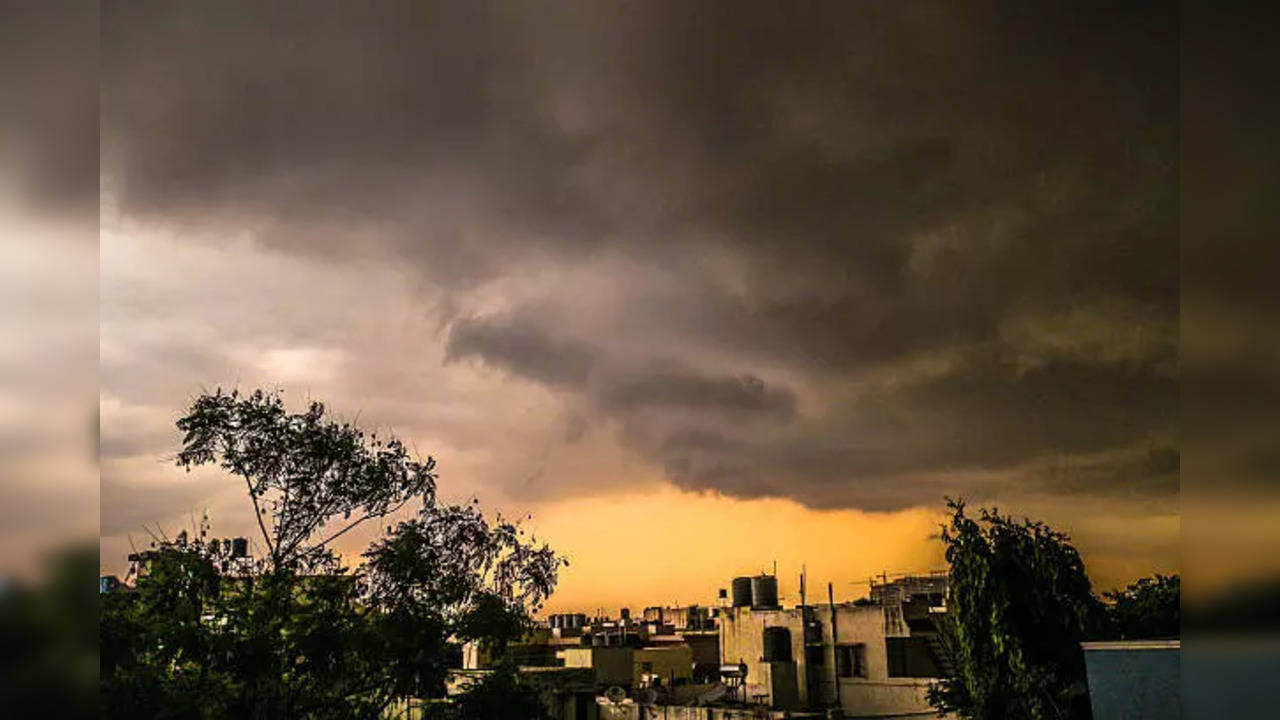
[928,499,1105,720]
[1104,574,1179,640]
[101,388,565,719]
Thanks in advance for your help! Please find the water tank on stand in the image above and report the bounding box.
[732,576,754,607]
[751,575,779,609]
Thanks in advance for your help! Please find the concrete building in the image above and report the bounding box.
[649,630,721,681]
[462,627,577,669]
[1081,640,1180,720]
[460,613,702,720]
[642,604,717,631]
[718,574,951,718]
[556,643,695,689]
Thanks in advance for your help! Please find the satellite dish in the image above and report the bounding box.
[604,686,626,704]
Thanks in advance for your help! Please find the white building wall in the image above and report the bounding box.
[721,603,946,718]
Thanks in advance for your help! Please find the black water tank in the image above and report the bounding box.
[231,537,248,558]
[751,575,779,609]
[732,576,754,607]
[762,626,792,662]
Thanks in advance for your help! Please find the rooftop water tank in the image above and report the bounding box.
[731,576,754,607]
[751,575,779,609]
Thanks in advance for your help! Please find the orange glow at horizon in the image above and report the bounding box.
[521,486,949,615]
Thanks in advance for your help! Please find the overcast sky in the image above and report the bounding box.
[100,1,1178,609]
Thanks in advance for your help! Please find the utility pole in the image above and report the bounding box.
[829,581,841,710]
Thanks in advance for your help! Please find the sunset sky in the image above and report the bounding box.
[99,1,1179,611]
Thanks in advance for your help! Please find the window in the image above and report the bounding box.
[835,644,866,678]
[886,637,907,677]
[804,645,825,667]
[885,637,941,678]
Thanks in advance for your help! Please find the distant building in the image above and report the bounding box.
[461,611,705,720]
[641,604,717,631]
[466,576,955,719]
[719,573,952,718]
[558,644,694,689]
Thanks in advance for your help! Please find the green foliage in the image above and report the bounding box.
[424,664,551,720]
[1103,574,1179,640]
[1,546,98,718]
[928,499,1104,720]
[102,530,386,719]
[101,388,566,720]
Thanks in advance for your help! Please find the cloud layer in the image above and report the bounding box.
[101,1,1178,529]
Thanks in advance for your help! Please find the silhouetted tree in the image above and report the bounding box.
[2,546,98,718]
[101,388,565,720]
[174,388,437,573]
[928,499,1105,720]
[1104,574,1179,640]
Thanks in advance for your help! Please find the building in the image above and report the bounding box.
[460,610,705,720]
[641,604,717,631]
[1081,640,1180,720]
[718,573,952,718]
[462,626,581,670]
[558,644,694,689]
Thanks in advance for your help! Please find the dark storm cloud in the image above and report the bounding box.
[0,1,98,211]
[599,368,796,419]
[445,314,597,388]
[103,1,1178,510]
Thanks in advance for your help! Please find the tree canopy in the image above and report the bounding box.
[101,388,565,719]
[928,499,1105,720]
[1104,573,1179,640]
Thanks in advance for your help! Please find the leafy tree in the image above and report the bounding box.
[1103,574,1179,640]
[101,388,566,719]
[174,388,437,573]
[423,663,551,720]
[1,545,98,718]
[928,499,1105,720]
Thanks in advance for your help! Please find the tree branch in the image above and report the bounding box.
[312,496,416,553]
[230,451,277,569]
